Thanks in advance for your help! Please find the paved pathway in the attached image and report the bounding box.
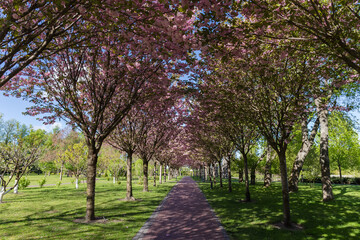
[133,176,229,240]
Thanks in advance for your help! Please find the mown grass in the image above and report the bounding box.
[7,173,81,186]
[0,176,181,240]
[194,177,360,240]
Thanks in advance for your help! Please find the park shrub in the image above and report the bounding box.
[18,177,31,189]
[56,181,62,187]
[38,178,46,188]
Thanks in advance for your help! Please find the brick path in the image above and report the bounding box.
[133,176,229,240]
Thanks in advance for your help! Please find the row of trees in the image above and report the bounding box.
[0,117,182,202]
[183,0,360,228]
[1,0,360,228]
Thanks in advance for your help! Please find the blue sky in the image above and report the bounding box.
[0,94,66,132]
[0,93,359,134]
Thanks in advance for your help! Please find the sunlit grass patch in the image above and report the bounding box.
[0,176,181,240]
[196,178,360,240]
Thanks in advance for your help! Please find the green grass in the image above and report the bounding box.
[7,173,77,186]
[194,177,360,240]
[0,176,181,240]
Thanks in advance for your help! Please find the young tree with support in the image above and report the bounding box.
[0,128,47,202]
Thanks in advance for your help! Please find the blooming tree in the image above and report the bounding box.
[5,1,196,221]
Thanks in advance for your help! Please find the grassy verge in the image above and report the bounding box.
[194,177,360,240]
[0,176,181,240]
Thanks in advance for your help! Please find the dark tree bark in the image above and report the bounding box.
[243,153,251,202]
[250,168,256,185]
[159,164,163,184]
[316,98,334,201]
[85,145,100,222]
[289,117,320,192]
[212,164,217,186]
[227,159,232,192]
[143,159,149,192]
[208,163,213,189]
[338,162,343,184]
[126,150,135,200]
[278,148,291,227]
[218,160,223,187]
[164,165,166,183]
[264,145,272,187]
[153,161,157,187]
[239,168,244,182]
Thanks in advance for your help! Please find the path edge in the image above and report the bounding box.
[195,179,231,240]
[132,179,182,240]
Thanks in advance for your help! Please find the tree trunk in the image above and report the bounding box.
[168,166,171,181]
[243,153,251,202]
[250,167,256,185]
[278,148,292,227]
[159,164,162,184]
[208,164,213,189]
[0,190,5,203]
[227,160,232,192]
[338,162,343,184]
[239,168,243,183]
[212,164,216,186]
[14,179,19,194]
[264,145,272,187]
[60,164,63,181]
[85,146,99,222]
[113,176,116,184]
[163,165,166,183]
[76,177,79,189]
[289,117,320,192]
[126,151,135,200]
[153,162,157,186]
[143,159,149,192]
[218,161,223,187]
[316,99,334,201]
[204,165,208,181]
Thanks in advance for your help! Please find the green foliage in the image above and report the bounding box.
[134,158,143,178]
[18,177,30,189]
[329,111,360,175]
[63,141,87,179]
[38,178,46,188]
[56,181,62,188]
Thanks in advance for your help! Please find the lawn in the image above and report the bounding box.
[0,175,181,240]
[194,177,360,240]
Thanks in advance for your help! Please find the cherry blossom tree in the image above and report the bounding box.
[240,0,360,73]
[197,39,325,226]
[107,107,147,200]
[0,0,87,87]
[4,1,196,221]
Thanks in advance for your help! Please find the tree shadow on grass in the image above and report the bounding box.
[197,181,360,240]
[0,182,178,240]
